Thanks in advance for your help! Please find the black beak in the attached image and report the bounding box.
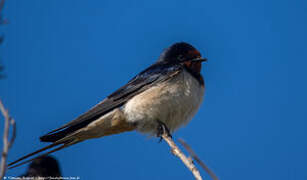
[191,57,207,62]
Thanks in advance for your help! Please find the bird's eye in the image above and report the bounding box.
[177,55,184,60]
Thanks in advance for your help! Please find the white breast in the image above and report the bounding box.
[123,69,204,135]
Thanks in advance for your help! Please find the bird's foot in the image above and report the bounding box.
[156,120,172,142]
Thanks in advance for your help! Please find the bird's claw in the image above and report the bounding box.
[156,120,172,143]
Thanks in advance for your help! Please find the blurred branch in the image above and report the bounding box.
[0,34,3,78]
[0,0,8,25]
[0,99,16,179]
[0,0,6,79]
[178,139,219,180]
[0,63,4,79]
[162,133,203,180]
[0,0,4,13]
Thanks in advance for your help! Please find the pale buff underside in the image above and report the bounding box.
[124,69,204,135]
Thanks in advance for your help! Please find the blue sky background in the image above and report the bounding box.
[1,0,307,179]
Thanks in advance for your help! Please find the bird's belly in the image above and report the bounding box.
[123,70,204,135]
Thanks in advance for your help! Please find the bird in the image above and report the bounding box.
[19,156,61,179]
[8,42,207,169]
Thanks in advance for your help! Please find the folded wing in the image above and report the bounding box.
[40,62,182,142]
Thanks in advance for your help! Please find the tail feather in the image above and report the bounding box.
[8,142,62,168]
[40,127,74,142]
[40,121,92,143]
[8,108,135,169]
[9,144,66,169]
[8,139,79,169]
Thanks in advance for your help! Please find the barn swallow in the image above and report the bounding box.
[8,42,207,168]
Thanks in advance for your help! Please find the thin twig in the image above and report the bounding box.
[178,139,219,180]
[0,99,16,179]
[162,133,203,180]
[8,119,16,149]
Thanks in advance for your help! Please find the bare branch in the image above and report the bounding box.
[8,118,16,149]
[162,134,203,180]
[0,99,16,179]
[178,139,219,180]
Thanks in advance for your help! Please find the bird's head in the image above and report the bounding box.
[158,42,207,74]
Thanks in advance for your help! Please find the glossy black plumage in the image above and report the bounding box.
[158,42,201,63]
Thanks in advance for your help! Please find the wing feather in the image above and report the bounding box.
[40,63,182,142]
